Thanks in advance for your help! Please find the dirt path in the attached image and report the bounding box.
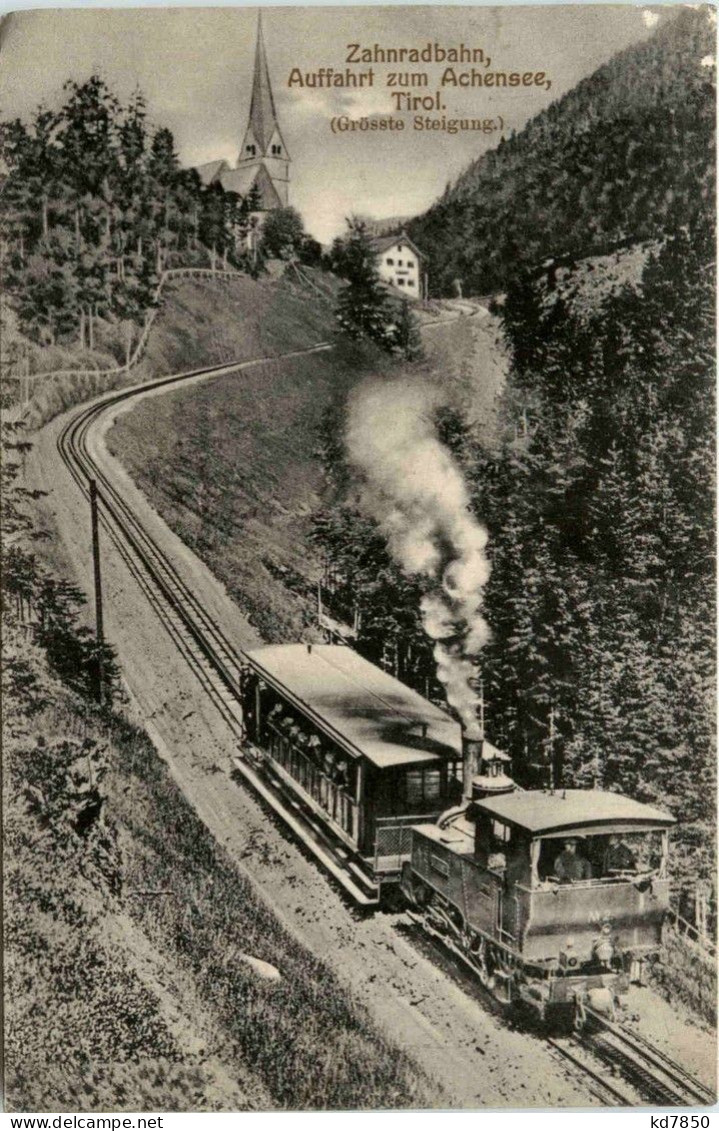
[26,359,714,1108]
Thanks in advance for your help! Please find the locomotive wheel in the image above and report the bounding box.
[573,996,587,1034]
[491,948,514,1004]
[400,863,429,908]
[467,935,495,990]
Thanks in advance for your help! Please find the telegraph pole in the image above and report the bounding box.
[89,479,105,704]
[479,678,485,738]
[547,705,556,792]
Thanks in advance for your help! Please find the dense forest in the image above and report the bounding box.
[408,9,715,296]
[0,77,259,362]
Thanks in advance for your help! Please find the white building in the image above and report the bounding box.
[372,232,427,300]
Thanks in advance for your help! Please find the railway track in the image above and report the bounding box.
[549,1008,715,1107]
[55,344,380,906]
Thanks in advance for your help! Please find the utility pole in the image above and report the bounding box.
[479,678,485,738]
[89,479,105,704]
[547,705,556,792]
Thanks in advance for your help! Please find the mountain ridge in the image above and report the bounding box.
[408,8,715,296]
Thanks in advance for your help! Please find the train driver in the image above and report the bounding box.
[602,834,637,875]
[554,837,593,883]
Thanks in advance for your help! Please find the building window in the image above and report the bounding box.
[397,259,403,267]
[271,144,281,155]
[386,258,394,265]
[398,278,405,285]
[246,144,256,155]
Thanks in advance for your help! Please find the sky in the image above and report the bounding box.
[0,4,674,243]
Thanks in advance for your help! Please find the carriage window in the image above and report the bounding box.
[405,768,442,808]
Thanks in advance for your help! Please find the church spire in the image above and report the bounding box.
[246,10,283,155]
[232,10,290,210]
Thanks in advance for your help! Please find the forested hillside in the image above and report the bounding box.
[0,77,256,374]
[408,8,715,295]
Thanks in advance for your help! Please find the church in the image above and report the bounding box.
[194,14,290,220]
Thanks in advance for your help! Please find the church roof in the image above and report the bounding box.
[220,166,260,197]
[194,159,230,186]
[246,12,286,156]
[220,163,283,210]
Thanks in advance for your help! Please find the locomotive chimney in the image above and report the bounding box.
[462,721,484,802]
[461,721,515,803]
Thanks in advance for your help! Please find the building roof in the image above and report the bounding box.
[245,643,462,768]
[372,230,426,261]
[245,12,287,156]
[219,165,259,197]
[194,159,230,187]
[219,163,283,209]
[475,789,675,838]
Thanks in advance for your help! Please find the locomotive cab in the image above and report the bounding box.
[405,787,675,1022]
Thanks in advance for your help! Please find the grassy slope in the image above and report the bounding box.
[25,270,342,427]
[419,307,508,446]
[106,272,385,641]
[4,621,441,1111]
[4,634,269,1112]
[133,273,340,379]
[107,275,509,643]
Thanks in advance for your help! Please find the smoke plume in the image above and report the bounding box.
[345,377,490,732]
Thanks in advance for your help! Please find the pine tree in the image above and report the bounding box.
[334,218,395,350]
[392,298,424,361]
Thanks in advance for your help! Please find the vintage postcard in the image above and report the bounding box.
[0,1,716,1116]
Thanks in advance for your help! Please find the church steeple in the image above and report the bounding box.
[247,12,283,154]
[235,11,290,208]
[195,10,290,216]
[239,12,290,166]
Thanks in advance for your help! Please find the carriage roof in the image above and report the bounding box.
[245,643,462,769]
[474,789,675,838]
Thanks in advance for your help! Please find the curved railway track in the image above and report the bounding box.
[56,344,380,906]
[55,353,716,1105]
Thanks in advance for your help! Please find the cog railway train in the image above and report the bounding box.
[237,642,675,1027]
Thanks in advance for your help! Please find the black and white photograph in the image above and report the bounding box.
[0,1,716,1115]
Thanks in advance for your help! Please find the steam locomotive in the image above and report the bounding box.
[237,642,674,1026]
